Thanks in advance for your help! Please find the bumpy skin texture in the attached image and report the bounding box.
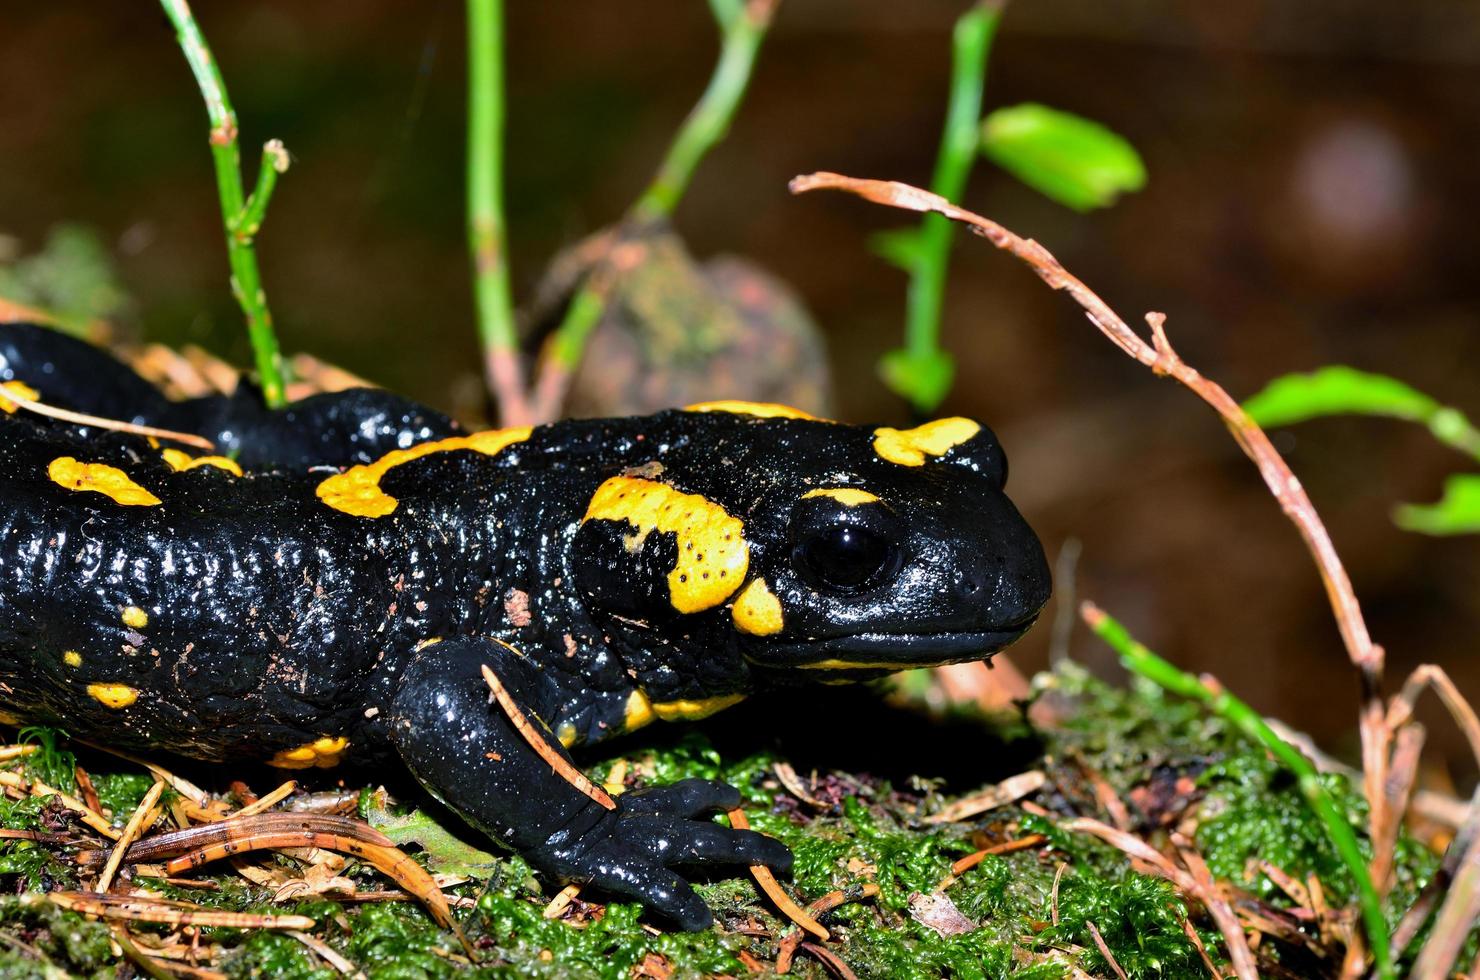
[0,322,1051,929]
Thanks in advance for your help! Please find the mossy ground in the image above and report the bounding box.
[0,665,1467,978]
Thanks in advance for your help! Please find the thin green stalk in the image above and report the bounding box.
[889,0,1003,413]
[1082,603,1393,979]
[629,0,777,225]
[535,0,779,417]
[1425,406,1480,463]
[466,0,528,425]
[158,0,289,408]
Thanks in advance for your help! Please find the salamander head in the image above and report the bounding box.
[572,406,1051,680]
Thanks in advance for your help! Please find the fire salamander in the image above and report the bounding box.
[0,322,1050,929]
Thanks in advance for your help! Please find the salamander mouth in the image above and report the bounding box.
[744,618,1037,672]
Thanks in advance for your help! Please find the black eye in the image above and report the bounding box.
[795,524,897,593]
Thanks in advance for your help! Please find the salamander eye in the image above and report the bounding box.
[793,523,900,593]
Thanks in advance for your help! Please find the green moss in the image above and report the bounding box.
[0,895,116,977]
[0,663,1463,977]
[16,726,77,792]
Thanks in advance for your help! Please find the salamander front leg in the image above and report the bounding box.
[387,637,790,930]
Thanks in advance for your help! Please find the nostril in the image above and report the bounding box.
[953,570,987,599]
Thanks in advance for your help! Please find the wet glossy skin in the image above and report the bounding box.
[0,323,1050,929]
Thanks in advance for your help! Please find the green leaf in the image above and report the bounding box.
[1243,366,1441,428]
[981,103,1146,212]
[868,227,927,273]
[879,347,955,413]
[366,802,499,878]
[1394,475,1480,535]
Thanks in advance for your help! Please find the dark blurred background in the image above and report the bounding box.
[3,2,1477,778]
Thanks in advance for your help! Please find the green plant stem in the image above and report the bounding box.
[895,0,1003,412]
[630,0,776,225]
[537,0,778,408]
[1082,602,1394,979]
[158,0,288,409]
[1426,406,1480,463]
[466,0,528,425]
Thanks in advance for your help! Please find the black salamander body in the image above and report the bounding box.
[0,322,1050,928]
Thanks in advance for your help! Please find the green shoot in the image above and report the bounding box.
[535,0,779,417]
[158,0,290,409]
[1245,366,1480,535]
[881,1,1003,414]
[466,0,529,425]
[1081,602,1393,980]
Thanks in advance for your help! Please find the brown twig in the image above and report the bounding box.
[1173,833,1259,980]
[938,834,1047,890]
[97,779,166,893]
[1180,916,1222,979]
[796,942,859,980]
[541,883,582,920]
[480,659,616,810]
[1,385,215,449]
[0,770,119,839]
[286,929,368,979]
[1050,861,1067,927]
[1388,664,1480,771]
[726,807,830,941]
[789,171,1390,837]
[923,770,1046,824]
[230,780,296,819]
[1062,818,1256,980]
[48,892,315,930]
[1085,920,1130,980]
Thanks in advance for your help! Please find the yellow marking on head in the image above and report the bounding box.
[799,658,926,671]
[684,400,821,421]
[268,736,350,769]
[63,650,83,668]
[120,606,149,629]
[48,457,161,507]
[556,722,578,748]
[87,683,139,709]
[316,427,532,518]
[0,381,39,414]
[802,488,880,507]
[623,689,657,733]
[872,418,981,467]
[582,476,749,613]
[731,578,784,636]
[651,693,746,722]
[161,448,243,477]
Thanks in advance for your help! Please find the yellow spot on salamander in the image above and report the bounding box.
[582,476,749,614]
[0,381,39,414]
[315,427,532,518]
[63,651,83,668]
[87,683,138,709]
[623,689,657,733]
[684,400,822,421]
[802,488,880,507]
[48,457,161,507]
[872,418,981,467]
[120,606,149,629]
[731,578,784,636]
[268,736,350,769]
[651,693,746,722]
[161,448,243,477]
[556,722,578,748]
[414,637,443,652]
